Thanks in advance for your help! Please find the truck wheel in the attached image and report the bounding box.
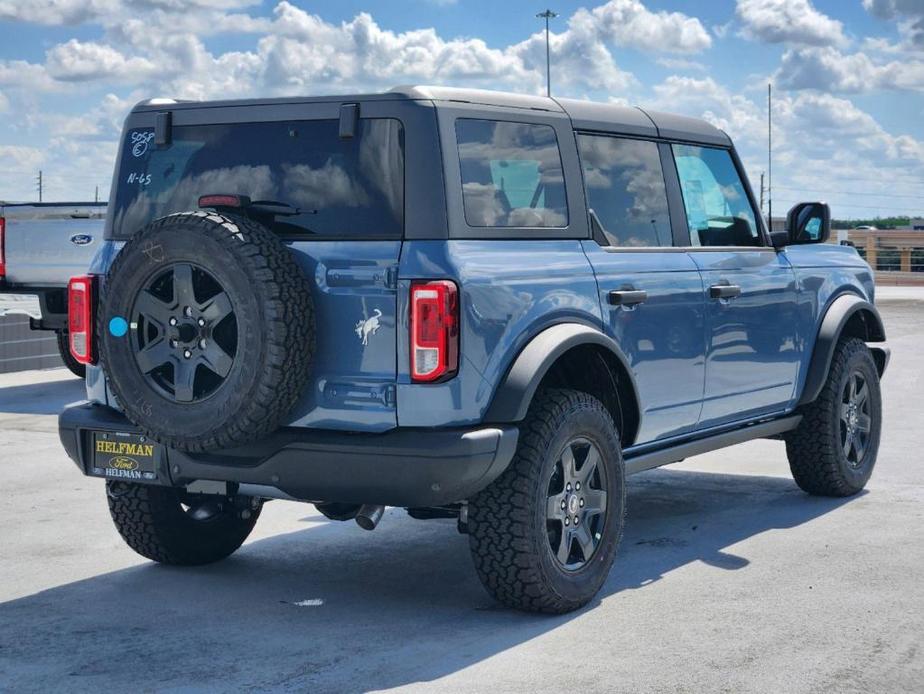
[786,337,882,496]
[56,330,85,378]
[98,211,315,452]
[106,481,260,565]
[468,389,626,613]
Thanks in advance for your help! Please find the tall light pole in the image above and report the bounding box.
[536,9,557,97]
[767,82,773,229]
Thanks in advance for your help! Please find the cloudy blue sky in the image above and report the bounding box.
[0,0,923,219]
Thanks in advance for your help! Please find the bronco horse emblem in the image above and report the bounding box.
[355,309,382,346]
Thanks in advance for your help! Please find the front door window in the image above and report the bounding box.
[673,145,760,247]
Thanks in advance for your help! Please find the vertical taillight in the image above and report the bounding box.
[410,280,459,383]
[68,275,96,365]
[0,217,6,279]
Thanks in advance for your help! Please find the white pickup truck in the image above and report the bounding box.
[0,201,106,376]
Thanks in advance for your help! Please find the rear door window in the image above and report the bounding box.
[577,134,672,247]
[455,119,568,228]
[112,118,404,239]
[672,144,760,247]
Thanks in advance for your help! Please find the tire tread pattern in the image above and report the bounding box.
[106,481,259,565]
[101,212,315,452]
[786,337,880,497]
[468,388,625,614]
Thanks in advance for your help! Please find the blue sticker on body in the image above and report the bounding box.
[109,316,129,337]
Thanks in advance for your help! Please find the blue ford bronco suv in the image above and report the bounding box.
[59,86,888,613]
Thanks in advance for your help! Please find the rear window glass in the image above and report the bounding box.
[577,134,672,247]
[455,119,568,228]
[111,118,404,239]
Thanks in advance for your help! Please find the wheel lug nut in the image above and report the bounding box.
[183,350,192,359]
[561,500,566,510]
[575,482,581,491]
[564,517,570,526]
[169,317,177,326]
[566,483,572,492]
[574,516,580,525]
[198,339,207,349]
[197,318,205,327]
[579,498,585,508]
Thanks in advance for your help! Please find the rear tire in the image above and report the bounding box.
[56,330,85,378]
[468,389,626,614]
[786,337,882,496]
[106,481,260,565]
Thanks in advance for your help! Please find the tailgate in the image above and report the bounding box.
[4,208,104,286]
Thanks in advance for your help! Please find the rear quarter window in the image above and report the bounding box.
[455,119,568,228]
[111,118,404,239]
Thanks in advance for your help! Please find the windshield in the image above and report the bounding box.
[111,118,404,239]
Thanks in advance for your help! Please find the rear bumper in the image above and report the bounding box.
[0,291,43,320]
[0,285,67,329]
[59,403,518,507]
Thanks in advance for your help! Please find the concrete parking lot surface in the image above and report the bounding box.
[0,297,922,693]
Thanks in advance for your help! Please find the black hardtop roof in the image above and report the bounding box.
[131,85,729,147]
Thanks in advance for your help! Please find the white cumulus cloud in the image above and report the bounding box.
[45,40,157,82]
[581,0,712,54]
[736,0,847,47]
[0,0,120,25]
[776,46,924,92]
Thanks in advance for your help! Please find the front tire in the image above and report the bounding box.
[468,389,626,613]
[106,482,260,565]
[786,337,882,496]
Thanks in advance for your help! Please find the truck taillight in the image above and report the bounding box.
[0,217,5,278]
[410,280,459,383]
[68,275,96,365]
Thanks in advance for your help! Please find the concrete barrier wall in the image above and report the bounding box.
[0,316,64,374]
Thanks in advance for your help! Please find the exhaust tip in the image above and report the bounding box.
[355,504,385,531]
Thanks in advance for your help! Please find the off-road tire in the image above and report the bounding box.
[99,212,315,452]
[468,389,626,614]
[56,330,85,378]
[786,337,882,496]
[106,481,260,565]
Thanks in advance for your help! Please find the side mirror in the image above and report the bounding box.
[786,202,831,245]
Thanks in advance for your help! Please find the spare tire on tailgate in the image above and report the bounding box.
[99,211,315,452]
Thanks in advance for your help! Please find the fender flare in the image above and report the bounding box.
[484,323,642,427]
[798,294,887,406]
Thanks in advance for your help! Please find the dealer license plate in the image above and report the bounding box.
[90,432,161,481]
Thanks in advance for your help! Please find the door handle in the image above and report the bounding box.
[608,289,648,306]
[709,283,741,300]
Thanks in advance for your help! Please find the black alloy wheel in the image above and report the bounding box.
[132,262,238,403]
[840,369,873,469]
[546,437,608,570]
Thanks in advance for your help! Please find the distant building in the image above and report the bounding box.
[912,218,924,231]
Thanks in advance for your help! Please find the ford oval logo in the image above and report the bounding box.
[70,234,93,246]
